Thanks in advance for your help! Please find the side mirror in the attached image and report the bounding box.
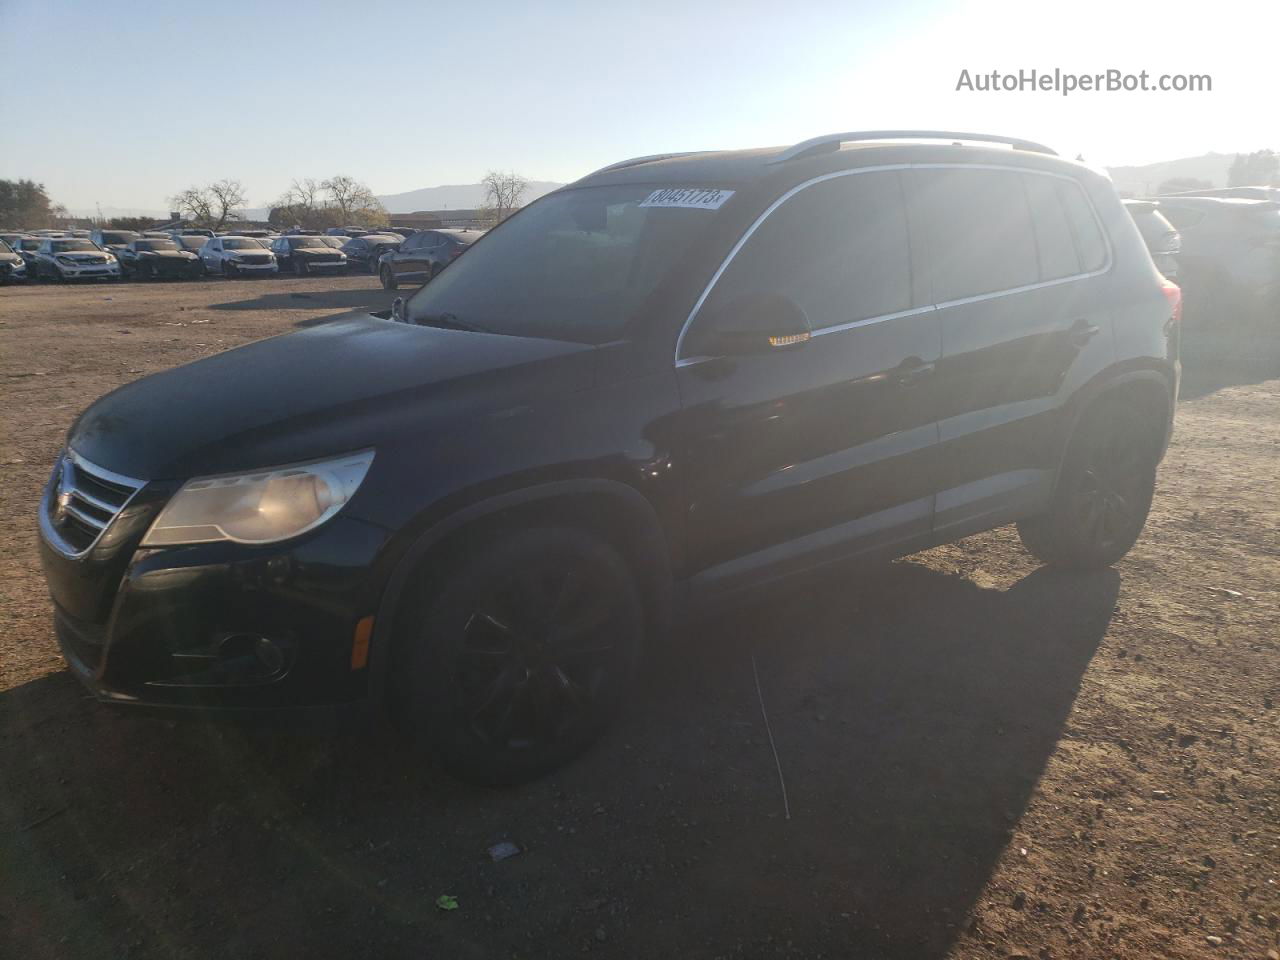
[699,293,811,356]
[391,296,406,323]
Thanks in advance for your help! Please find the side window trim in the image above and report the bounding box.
[674,162,1114,365]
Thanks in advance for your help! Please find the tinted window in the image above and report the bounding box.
[136,240,178,251]
[289,237,326,248]
[910,168,1039,301]
[700,170,912,332]
[100,231,137,244]
[1022,174,1081,281]
[51,240,98,252]
[1057,182,1107,272]
[222,238,263,249]
[405,184,720,344]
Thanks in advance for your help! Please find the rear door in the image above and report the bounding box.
[675,169,942,594]
[907,166,1114,537]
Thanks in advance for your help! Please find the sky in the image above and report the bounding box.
[1,0,1277,214]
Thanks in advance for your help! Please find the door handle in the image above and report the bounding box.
[895,357,936,386]
[1068,318,1101,346]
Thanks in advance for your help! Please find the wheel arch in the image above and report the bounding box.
[366,479,674,708]
[1057,365,1175,483]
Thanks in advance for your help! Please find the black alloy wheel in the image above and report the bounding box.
[1018,405,1158,569]
[395,527,643,785]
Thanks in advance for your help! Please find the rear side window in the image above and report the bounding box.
[909,168,1040,301]
[1057,182,1107,272]
[701,170,912,331]
[1022,174,1081,280]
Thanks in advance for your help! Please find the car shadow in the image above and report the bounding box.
[207,286,398,325]
[0,559,1117,960]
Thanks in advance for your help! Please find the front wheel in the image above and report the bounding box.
[380,265,397,290]
[1017,405,1160,569]
[294,258,308,277]
[393,527,643,785]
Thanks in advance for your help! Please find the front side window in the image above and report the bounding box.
[909,168,1040,302]
[694,170,912,339]
[405,184,723,344]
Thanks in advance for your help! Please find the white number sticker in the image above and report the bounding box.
[638,188,735,210]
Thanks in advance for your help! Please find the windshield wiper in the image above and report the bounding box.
[417,312,490,334]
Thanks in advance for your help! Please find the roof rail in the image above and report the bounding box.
[583,151,709,179]
[767,130,1058,165]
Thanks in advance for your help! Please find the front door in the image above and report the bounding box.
[675,169,942,595]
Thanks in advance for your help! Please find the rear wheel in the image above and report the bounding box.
[380,265,397,290]
[1017,404,1160,569]
[394,527,643,785]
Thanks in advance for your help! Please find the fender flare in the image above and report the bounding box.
[366,478,674,708]
[1054,365,1176,488]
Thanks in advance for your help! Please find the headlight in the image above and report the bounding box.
[56,255,77,265]
[141,450,375,547]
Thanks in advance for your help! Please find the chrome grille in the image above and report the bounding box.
[47,452,144,555]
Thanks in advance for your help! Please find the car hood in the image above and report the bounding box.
[140,249,197,258]
[294,247,343,256]
[67,313,598,480]
[52,251,109,260]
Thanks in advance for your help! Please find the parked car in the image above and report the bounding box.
[326,226,371,238]
[198,236,278,277]
[170,234,210,257]
[0,238,28,283]
[32,237,121,281]
[175,228,215,238]
[385,227,417,238]
[89,228,140,253]
[10,235,46,273]
[341,233,402,272]
[1154,196,1280,322]
[117,237,203,280]
[1163,186,1280,203]
[270,234,349,275]
[1123,200,1181,280]
[36,131,1180,785]
[378,228,484,289]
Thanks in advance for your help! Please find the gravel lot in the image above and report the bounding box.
[1,276,1278,960]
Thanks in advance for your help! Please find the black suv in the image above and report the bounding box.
[38,132,1180,784]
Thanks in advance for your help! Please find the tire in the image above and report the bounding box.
[380,265,397,290]
[224,259,238,279]
[137,262,152,281]
[427,262,440,283]
[294,257,308,277]
[1017,403,1160,570]
[393,526,643,786]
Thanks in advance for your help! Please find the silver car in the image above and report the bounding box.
[198,236,279,278]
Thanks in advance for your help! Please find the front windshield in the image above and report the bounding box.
[101,231,137,244]
[137,240,178,251]
[52,240,98,252]
[222,238,263,249]
[320,237,346,248]
[405,185,724,344]
[0,240,12,254]
[179,236,208,250]
[291,237,327,248]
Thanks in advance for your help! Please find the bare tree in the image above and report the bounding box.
[270,178,325,229]
[321,174,385,225]
[480,170,529,223]
[171,179,247,230]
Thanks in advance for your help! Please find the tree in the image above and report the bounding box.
[0,179,58,228]
[270,175,387,229]
[480,170,529,223]
[1227,150,1279,187]
[170,179,247,230]
[1156,176,1214,195]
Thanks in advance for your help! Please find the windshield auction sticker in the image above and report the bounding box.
[639,188,735,210]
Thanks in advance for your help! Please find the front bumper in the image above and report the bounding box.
[58,263,120,278]
[39,468,392,712]
[229,260,278,273]
[301,259,349,272]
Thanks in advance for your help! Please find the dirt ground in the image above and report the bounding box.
[1,275,1277,960]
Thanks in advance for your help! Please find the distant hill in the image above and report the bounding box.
[1105,153,1235,197]
[376,180,563,214]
